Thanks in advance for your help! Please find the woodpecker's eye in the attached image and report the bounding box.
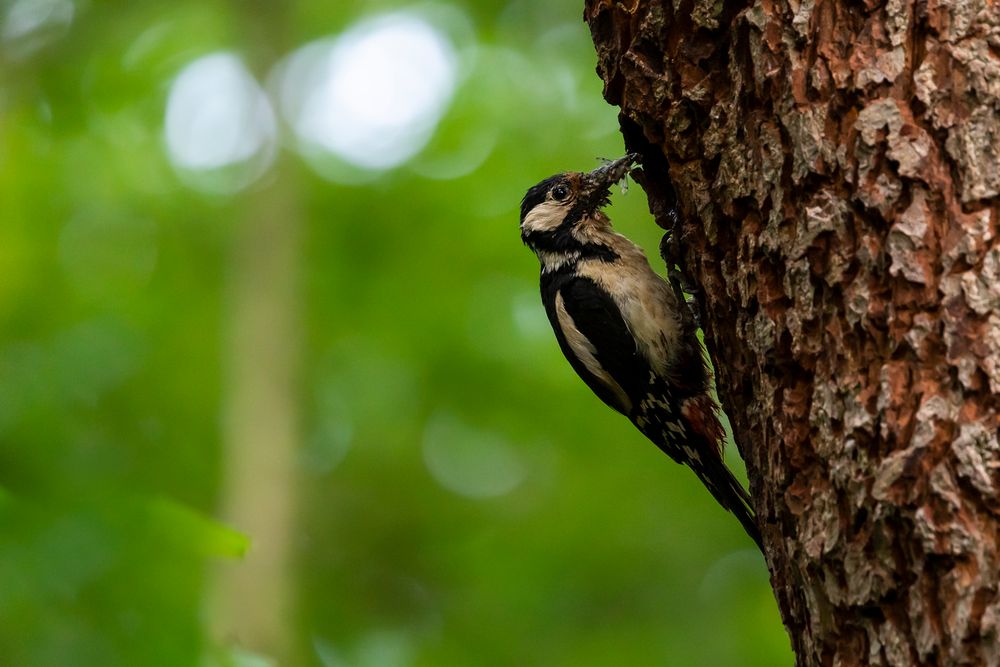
[551,184,570,201]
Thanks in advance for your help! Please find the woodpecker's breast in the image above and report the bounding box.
[574,236,681,376]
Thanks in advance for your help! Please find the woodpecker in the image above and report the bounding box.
[520,154,762,550]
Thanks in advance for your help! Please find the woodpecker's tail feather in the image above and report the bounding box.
[637,396,764,552]
[689,460,763,552]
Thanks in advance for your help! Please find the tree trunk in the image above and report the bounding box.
[584,1,1000,665]
[208,5,303,663]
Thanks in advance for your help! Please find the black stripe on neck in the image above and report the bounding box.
[525,228,618,264]
[529,205,617,260]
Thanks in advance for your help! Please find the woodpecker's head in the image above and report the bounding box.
[519,154,637,257]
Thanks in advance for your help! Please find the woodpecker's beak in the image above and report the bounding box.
[580,153,639,209]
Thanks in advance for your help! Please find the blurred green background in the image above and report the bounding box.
[0,0,790,665]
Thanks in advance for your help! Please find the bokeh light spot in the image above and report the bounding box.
[511,289,551,341]
[422,411,526,499]
[408,123,496,181]
[699,548,770,603]
[164,52,276,194]
[277,11,457,175]
[315,629,414,667]
[302,384,354,475]
[466,277,551,363]
[2,0,74,59]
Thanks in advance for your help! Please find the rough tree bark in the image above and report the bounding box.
[584,1,1000,665]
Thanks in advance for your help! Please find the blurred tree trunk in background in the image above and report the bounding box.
[208,4,302,664]
[210,172,302,663]
[585,1,1000,664]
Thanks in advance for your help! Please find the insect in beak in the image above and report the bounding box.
[580,153,639,209]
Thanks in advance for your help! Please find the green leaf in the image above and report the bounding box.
[143,496,250,559]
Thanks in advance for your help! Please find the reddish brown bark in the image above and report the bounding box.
[585,1,1000,665]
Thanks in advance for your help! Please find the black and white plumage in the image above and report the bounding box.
[519,155,762,550]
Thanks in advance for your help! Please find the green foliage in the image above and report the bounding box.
[0,0,791,665]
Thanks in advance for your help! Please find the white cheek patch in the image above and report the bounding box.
[522,200,570,234]
[555,290,633,414]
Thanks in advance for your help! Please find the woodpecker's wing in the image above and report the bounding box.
[543,276,648,416]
